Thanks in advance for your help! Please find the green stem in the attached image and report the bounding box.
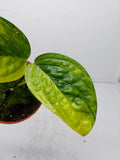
[17,80,26,86]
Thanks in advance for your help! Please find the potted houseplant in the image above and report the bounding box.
[0,17,41,124]
[0,17,97,136]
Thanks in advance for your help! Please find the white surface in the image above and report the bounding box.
[0,83,120,160]
[0,0,120,81]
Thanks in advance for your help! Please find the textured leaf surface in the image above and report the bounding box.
[0,17,31,82]
[25,53,97,136]
[0,55,26,83]
[0,17,30,58]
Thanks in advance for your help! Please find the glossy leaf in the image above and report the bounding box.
[25,53,97,136]
[0,17,31,82]
[0,17,30,58]
[0,55,26,83]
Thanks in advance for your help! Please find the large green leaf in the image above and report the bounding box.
[25,53,97,136]
[0,17,31,82]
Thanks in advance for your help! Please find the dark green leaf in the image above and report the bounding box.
[0,17,31,82]
[0,17,30,58]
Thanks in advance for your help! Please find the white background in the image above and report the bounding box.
[0,1,120,160]
[0,0,120,82]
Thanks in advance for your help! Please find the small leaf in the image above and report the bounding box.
[25,53,97,136]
